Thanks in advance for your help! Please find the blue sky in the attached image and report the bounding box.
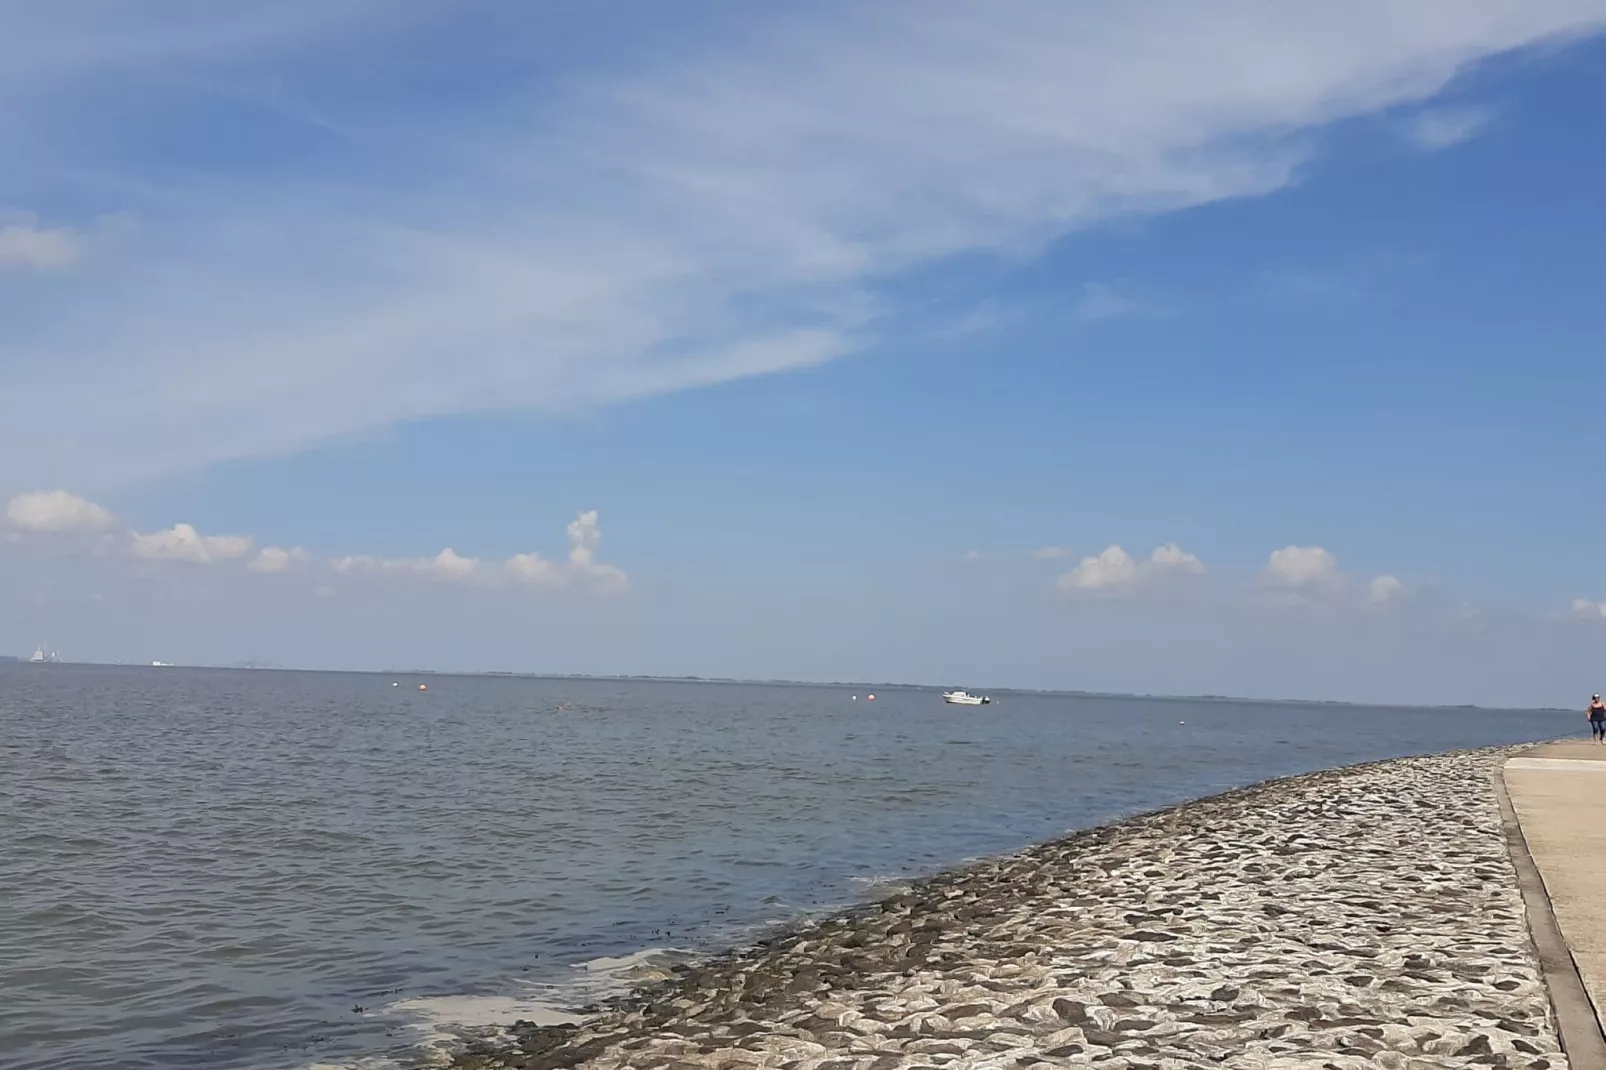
[5,2,1606,705]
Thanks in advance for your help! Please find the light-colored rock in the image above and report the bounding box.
[462,750,1567,1070]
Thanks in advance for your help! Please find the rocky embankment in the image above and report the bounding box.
[449,749,1561,1070]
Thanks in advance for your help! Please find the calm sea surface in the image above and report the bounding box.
[0,665,1572,1069]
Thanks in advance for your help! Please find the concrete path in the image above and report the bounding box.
[1503,737,1606,1053]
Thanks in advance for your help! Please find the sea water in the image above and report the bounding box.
[0,665,1570,1069]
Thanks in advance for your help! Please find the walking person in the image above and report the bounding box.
[1589,694,1606,742]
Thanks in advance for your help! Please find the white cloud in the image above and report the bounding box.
[0,218,80,271]
[1265,547,1412,606]
[330,554,379,575]
[1034,546,1069,559]
[5,489,114,532]
[429,548,481,581]
[1573,597,1606,618]
[3,493,628,595]
[962,549,983,561]
[1264,545,1342,589]
[1369,574,1404,603]
[1400,105,1496,150]
[1150,543,1206,574]
[331,511,627,594]
[333,547,483,583]
[1058,542,1204,595]
[248,545,309,573]
[562,509,629,594]
[1061,545,1140,592]
[1051,541,1417,610]
[6,4,1604,485]
[130,523,254,563]
[505,552,556,585]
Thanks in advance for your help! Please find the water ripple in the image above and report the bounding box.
[0,665,1566,1070]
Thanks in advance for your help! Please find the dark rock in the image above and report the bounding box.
[1187,1012,1255,1026]
[1052,999,1089,1022]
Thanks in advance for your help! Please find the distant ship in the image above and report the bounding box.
[28,642,61,664]
[942,689,991,706]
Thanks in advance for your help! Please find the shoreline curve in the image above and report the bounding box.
[444,746,1569,1070]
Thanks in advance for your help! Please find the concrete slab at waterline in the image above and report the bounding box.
[1504,738,1606,1037]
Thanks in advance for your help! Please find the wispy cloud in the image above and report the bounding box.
[939,299,1014,339]
[0,216,80,271]
[1399,104,1497,150]
[1248,249,1431,308]
[1252,267,1367,307]
[4,4,1604,486]
[1071,282,1150,323]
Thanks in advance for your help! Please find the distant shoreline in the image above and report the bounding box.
[1,658,1572,713]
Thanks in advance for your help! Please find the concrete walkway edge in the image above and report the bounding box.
[1495,763,1606,1070]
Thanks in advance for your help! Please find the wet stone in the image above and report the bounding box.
[444,750,1566,1070]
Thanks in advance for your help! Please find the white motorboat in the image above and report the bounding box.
[942,689,991,706]
[28,643,60,664]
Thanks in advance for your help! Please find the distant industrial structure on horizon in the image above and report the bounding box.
[27,642,63,664]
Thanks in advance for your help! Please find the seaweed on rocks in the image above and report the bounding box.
[441,748,1565,1070]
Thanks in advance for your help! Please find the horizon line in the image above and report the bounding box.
[0,657,1570,714]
